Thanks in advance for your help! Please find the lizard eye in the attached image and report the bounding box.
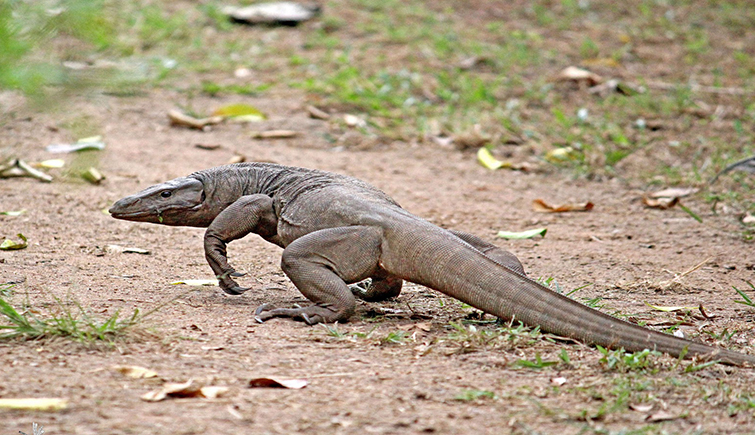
[160,191,172,198]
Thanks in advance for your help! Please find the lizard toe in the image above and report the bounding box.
[222,285,250,295]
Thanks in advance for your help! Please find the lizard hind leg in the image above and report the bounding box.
[255,225,385,324]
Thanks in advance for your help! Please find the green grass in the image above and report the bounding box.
[0,291,146,344]
[514,353,558,370]
[597,346,662,373]
[454,389,496,401]
[733,281,755,308]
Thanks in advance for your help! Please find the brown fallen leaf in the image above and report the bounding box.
[112,365,158,379]
[250,130,299,139]
[306,105,330,120]
[642,196,679,209]
[249,377,308,389]
[556,66,603,86]
[532,199,594,213]
[168,110,223,130]
[195,143,222,150]
[141,379,229,402]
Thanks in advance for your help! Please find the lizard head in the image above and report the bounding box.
[109,177,213,227]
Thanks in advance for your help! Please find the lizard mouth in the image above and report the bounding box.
[108,209,156,220]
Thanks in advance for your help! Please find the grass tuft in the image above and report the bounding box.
[0,290,146,345]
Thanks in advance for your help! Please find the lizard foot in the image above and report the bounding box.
[254,303,341,325]
[219,272,250,295]
[222,285,250,295]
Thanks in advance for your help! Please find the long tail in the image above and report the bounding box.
[382,220,755,366]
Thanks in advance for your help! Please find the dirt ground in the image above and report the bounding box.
[1,89,754,435]
[2,2,755,434]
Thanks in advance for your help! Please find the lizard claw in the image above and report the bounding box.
[222,285,250,295]
[254,303,275,323]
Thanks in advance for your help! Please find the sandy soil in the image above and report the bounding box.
[1,88,754,435]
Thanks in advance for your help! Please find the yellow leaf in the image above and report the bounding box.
[544,147,578,163]
[0,398,68,411]
[477,147,512,170]
[645,303,697,312]
[0,233,28,250]
[212,104,265,121]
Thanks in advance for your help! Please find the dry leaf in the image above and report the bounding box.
[556,66,603,86]
[249,377,308,389]
[35,159,65,169]
[743,214,755,224]
[141,380,203,402]
[532,199,594,213]
[629,404,654,412]
[112,365,158,379]
[194,144,222,150]
[0,233,28,250]
[106,245,150,255]
[212,104,265,122]
[168,110,223,130]
[199,386,230,399]
[544,146,578,163]
[306,105,330,120]
[551,377,567,386]
[649,187,698,198]
[496,228,547,240]
[0,398,68,411]
[250,130,299,139]
[46,136,106,153]
[476,148,529,171]
[644,303,697,312]
[642,196,679,209]
[646,411,678,422]
[0,158,53,182]
[81,167,105,185]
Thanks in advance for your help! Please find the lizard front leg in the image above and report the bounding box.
[204,194,278,295]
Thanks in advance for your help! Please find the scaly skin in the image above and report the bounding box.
[109,162,755,366]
